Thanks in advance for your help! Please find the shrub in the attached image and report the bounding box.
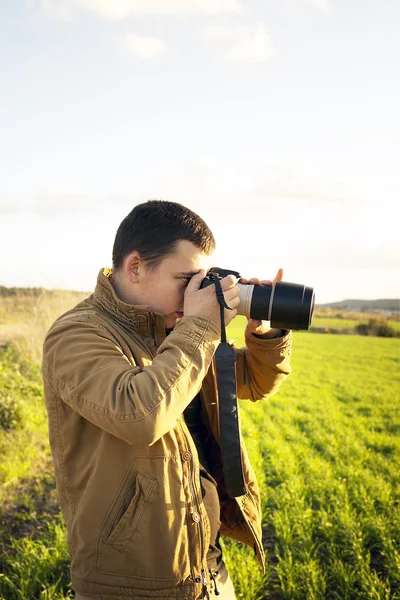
[0,390,23,430]
[375,321,398,337]
[0,345,42,431]
[355,318,399,338]
[355,323,370,336]
[0,285,46,297]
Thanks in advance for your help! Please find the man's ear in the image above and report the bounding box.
[126,252,142,283]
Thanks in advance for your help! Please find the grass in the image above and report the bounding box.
[0,518,73,600]
[0,347,51,505]
[0,299,399,599]
[223,318,400,599]
[0,291,88,363]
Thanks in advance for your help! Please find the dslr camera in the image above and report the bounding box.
[200,267,315,331]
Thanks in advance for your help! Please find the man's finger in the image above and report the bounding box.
[225,288,240,304]
[241,269,284,287]
[185,269,206,292]
[273,268,284,284]
[220,274,239,291]
[227,296,240,310]
[247,318,262,329]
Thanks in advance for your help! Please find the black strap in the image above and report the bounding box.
[212,278,246,498]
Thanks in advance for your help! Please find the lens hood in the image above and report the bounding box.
[251,281,314,330]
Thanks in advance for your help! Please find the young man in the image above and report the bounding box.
[41,200,292,599]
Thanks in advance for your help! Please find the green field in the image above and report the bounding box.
[1,312,399,599]
[224,318,400,599]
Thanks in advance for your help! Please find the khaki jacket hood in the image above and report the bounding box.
[41,268,292,599]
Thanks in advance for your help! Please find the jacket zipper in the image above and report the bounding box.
[188,455,208,599]
[179,421,209,598]
[153,316,209,595]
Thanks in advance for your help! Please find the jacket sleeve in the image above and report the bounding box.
[41,315,220,448]
[234,329,292,401]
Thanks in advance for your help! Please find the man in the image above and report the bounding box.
[41,200,292,599]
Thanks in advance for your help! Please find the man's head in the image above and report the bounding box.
[111,200,216,328]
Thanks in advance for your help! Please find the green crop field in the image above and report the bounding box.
[0,306,399,599]
[224,318,400,599]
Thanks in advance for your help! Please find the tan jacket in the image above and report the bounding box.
[41,268,292,599]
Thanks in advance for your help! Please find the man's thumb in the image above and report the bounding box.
[186,269,206,292]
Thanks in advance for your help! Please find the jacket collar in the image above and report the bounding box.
[92,268,165,342]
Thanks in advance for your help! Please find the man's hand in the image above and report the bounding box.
[184,270,240,328]
[240,268,284,337]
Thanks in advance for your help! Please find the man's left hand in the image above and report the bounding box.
[240,268,284,337]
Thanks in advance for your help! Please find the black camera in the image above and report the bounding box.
[200,267,315,331]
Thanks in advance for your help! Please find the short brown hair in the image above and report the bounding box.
[112,200,216,271]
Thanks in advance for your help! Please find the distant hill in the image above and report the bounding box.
[317,299,399,313]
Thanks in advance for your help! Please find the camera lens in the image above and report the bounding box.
[248,281,315,330]
[201,268,315,331]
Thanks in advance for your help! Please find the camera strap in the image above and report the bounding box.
[211,276,246,498]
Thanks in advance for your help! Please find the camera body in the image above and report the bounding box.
[200,267,315,331]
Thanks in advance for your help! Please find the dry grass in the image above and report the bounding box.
[314,305,398,321]
[1,289,398,363]
[0,291,89,364]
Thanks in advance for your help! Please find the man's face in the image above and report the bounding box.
[135,240,213,329]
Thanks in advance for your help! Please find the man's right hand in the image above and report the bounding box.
[184,270,240,328]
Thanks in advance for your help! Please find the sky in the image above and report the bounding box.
[0,0,399,304]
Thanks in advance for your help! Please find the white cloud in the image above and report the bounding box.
[0,198,24,215]
[26,190,137,216]
[309,0,330,9]
[33,0,243,20]
[284,0,330,15]
[124,33,167,59]
[32,0,72,21]
[2,164,399,302]
[202,22,274,64]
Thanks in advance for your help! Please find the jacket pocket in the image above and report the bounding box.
[96,456,191,582]
[105,470,156,553]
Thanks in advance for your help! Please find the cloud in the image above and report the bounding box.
[2,166,398,301]
[162,162,365,211]
[30,0,72,21]
[0,200,25,216]
[309,0,330,9]
[137,160,399,267]
[288,243,400,272]
[284,0,330,15]
[27,191,139,217]
[201,22,274,64]
[245,166,364,207]
[124,33,167,59]
[33,0,243,20]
